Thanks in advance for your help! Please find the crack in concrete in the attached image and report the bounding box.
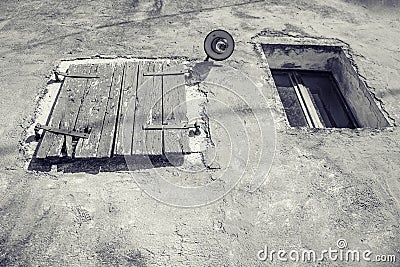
[174,226,184,257]
[194,83,222,170]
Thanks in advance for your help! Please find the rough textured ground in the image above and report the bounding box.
[0,0,399,266]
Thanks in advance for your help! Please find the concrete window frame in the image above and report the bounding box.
[252,34,391,129]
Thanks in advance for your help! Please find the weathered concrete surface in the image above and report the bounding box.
[0,0,399,266]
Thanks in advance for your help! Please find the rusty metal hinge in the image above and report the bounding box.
[143,70,188,77]
[142,121,201,135]
[34,123,91,141]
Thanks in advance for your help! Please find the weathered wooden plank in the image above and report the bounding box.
[114,61,139,155]
[132,61,163,156]
[130,61,152,155]
[145,61,164,156]
[296,82,324,128]
[74,63,115,158]
[97,63,125,157]
[162,62,190,154]
[288,72,324,128]
[65,64,98,158]
[36,64,92,159]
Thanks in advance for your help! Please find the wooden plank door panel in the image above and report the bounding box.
[74,63,115,158]
[36,64,92,158]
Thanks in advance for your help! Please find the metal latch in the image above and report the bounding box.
[143,70,188,77]
[35,123,92,158]
[142,121,201,136]
[34,123,91,141]
[54,70,100,82]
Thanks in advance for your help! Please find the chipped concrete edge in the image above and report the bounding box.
[251,41,288,132]
[20,82,50,170]
[59,54,192,63]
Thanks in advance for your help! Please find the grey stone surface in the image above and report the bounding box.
[0,0,399,266]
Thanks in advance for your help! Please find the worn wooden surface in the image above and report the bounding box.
[162,63,190,154]
[65,64,98,158]
[37,64,92,158]
[132,61,163,156]
[74,63,115,158]
[97,63,125,157]
[114,61,139,155]
[36,60,190,160]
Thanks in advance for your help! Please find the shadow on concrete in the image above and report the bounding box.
[344,0,399,7]
[0,0,267,57]
[25,135,37,144]
[188,61,223,85]
[28,153,184,174]
[27,131,184,174]
[27,130,185,174]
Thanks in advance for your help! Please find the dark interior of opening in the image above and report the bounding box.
[271,69,358,129]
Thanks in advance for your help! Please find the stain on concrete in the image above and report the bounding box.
[149,0,163,15]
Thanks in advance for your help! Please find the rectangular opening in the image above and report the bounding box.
[262,44,390,128]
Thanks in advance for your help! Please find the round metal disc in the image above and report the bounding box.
[204,30,235,61]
